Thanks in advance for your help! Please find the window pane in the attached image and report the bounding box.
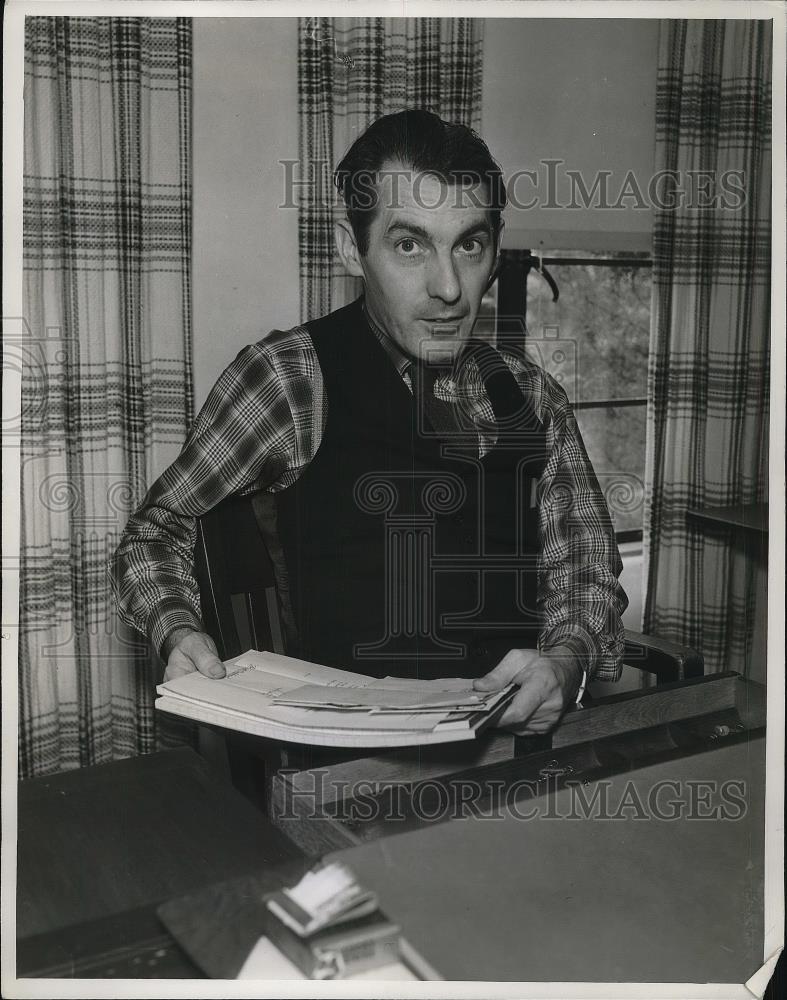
[575,404,646,533]
[524,251,651,403]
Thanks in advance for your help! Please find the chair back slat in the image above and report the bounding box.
[194,495,281,661]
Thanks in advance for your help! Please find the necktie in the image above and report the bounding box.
[409,361,475,450]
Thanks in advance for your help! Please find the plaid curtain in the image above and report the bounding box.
[642,20,771,675]
[20,17,194,776]
[297,17,485,321]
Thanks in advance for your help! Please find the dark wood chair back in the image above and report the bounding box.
[194,493,284,660]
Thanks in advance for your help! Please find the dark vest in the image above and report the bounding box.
[275,298,547,679]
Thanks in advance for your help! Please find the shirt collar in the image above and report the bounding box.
[361,301,412,381]
[361,300,462,387]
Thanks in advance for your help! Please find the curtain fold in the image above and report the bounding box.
[20,16,194,776]
[643,20,771,676]
[297,16,485,321]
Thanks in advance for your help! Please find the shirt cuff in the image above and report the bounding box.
[538,623,598,676]
[148,603,204,663]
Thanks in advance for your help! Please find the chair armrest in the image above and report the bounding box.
[622,629,704,682]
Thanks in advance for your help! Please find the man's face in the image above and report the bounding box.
[337,160,499,366]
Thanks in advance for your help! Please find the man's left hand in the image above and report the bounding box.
[473,647,584,733]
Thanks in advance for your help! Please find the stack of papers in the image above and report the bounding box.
[266,862,378,937]
[155,649,515,748]
[261,861,403,979]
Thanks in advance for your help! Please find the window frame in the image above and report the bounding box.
[495,245,652,543]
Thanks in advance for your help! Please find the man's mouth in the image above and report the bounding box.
[422,316,465,336]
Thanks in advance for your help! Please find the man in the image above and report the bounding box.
[112,109,627,733]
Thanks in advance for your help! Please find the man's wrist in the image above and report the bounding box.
[149,602,205,665]
[540,624,598,679]
[160,626,199,663]
[544,644,586,703]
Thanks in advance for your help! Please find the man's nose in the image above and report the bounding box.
[426,252,461,304]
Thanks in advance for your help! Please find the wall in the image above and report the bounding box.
[482,18,659,249]
[192,17,660,399]
[192,18,300,410]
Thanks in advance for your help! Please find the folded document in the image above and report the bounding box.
[272,684,487,711]
[155,649,515,748]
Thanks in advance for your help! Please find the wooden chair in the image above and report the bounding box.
[622,629,703,682]
[192,493,704,807]
[194,492,284,661]
[192,491,284,803]
[195,493,704,680]
[193,492,361,804]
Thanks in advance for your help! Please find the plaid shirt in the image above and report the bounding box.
[111,309,628,680]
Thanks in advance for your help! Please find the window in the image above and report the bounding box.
[490,249,652,540]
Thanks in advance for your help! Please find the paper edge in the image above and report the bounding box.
[744,947,783,998]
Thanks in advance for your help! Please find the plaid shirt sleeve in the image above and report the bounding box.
[502,356,629,682]
[110,329,315,659]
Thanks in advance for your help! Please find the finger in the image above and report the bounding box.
[473,649,531,691]
[498,681,566,732]
[500,715,556,736]
[473,672,508,691]
[192,646,225,679]
[178,633,225,679]
[496,682,544,727]
[164,659,195,682]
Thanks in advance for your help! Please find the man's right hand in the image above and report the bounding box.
[163,628,226,681]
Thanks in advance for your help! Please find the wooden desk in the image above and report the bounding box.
[684,504,768,685]
[147,674,768,985]
[265,675,768,984]
[687,502,769,534]
[329,734,766,983]
[16,679,770,986]
[269,672,766,854]
[16,747,304,978]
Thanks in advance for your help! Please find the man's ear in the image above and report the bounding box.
[334,219,365,279]
[485,220,506,293]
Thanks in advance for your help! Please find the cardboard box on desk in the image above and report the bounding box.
[262,906,401,980]
[260,861,401,978]
[157,859,411,981]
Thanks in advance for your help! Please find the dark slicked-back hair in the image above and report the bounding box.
[334,109,507,255]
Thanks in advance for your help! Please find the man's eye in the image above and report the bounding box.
[397,238,421,255]
[458,238,484,256]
